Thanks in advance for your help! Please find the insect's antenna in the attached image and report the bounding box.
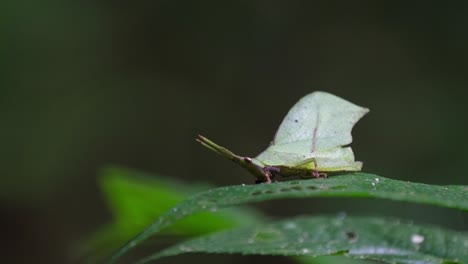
[196,135,271,183]
[196,135,237,160]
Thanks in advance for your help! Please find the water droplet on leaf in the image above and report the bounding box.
[411,234,424,244]
[284,222,297,229]
[337,212,347,220]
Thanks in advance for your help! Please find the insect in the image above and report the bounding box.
[197,91,369,183]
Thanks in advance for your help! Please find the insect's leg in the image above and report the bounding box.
[255,166,278,184]
[243,157,272,183]
[311,158,327,178]
[255,171,271,184]
[263,166,280,181]
[312,158,320,178]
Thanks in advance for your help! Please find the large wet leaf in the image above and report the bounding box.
[139,216,468,264]
[107,173,468,263]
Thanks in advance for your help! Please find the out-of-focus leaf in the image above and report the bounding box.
[78,166,263,263]
[100,166,262,236]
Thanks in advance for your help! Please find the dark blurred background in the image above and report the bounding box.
[1,1,467,263]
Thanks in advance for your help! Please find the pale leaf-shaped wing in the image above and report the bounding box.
[255,91,368,170]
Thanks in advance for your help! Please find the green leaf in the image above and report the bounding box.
[139,216,468,264]
[99,167,262,236]
[107,173,468,263]
[197,91,369,182]
[78,167,263,263]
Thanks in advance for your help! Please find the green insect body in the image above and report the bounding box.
[197,91,369,183]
